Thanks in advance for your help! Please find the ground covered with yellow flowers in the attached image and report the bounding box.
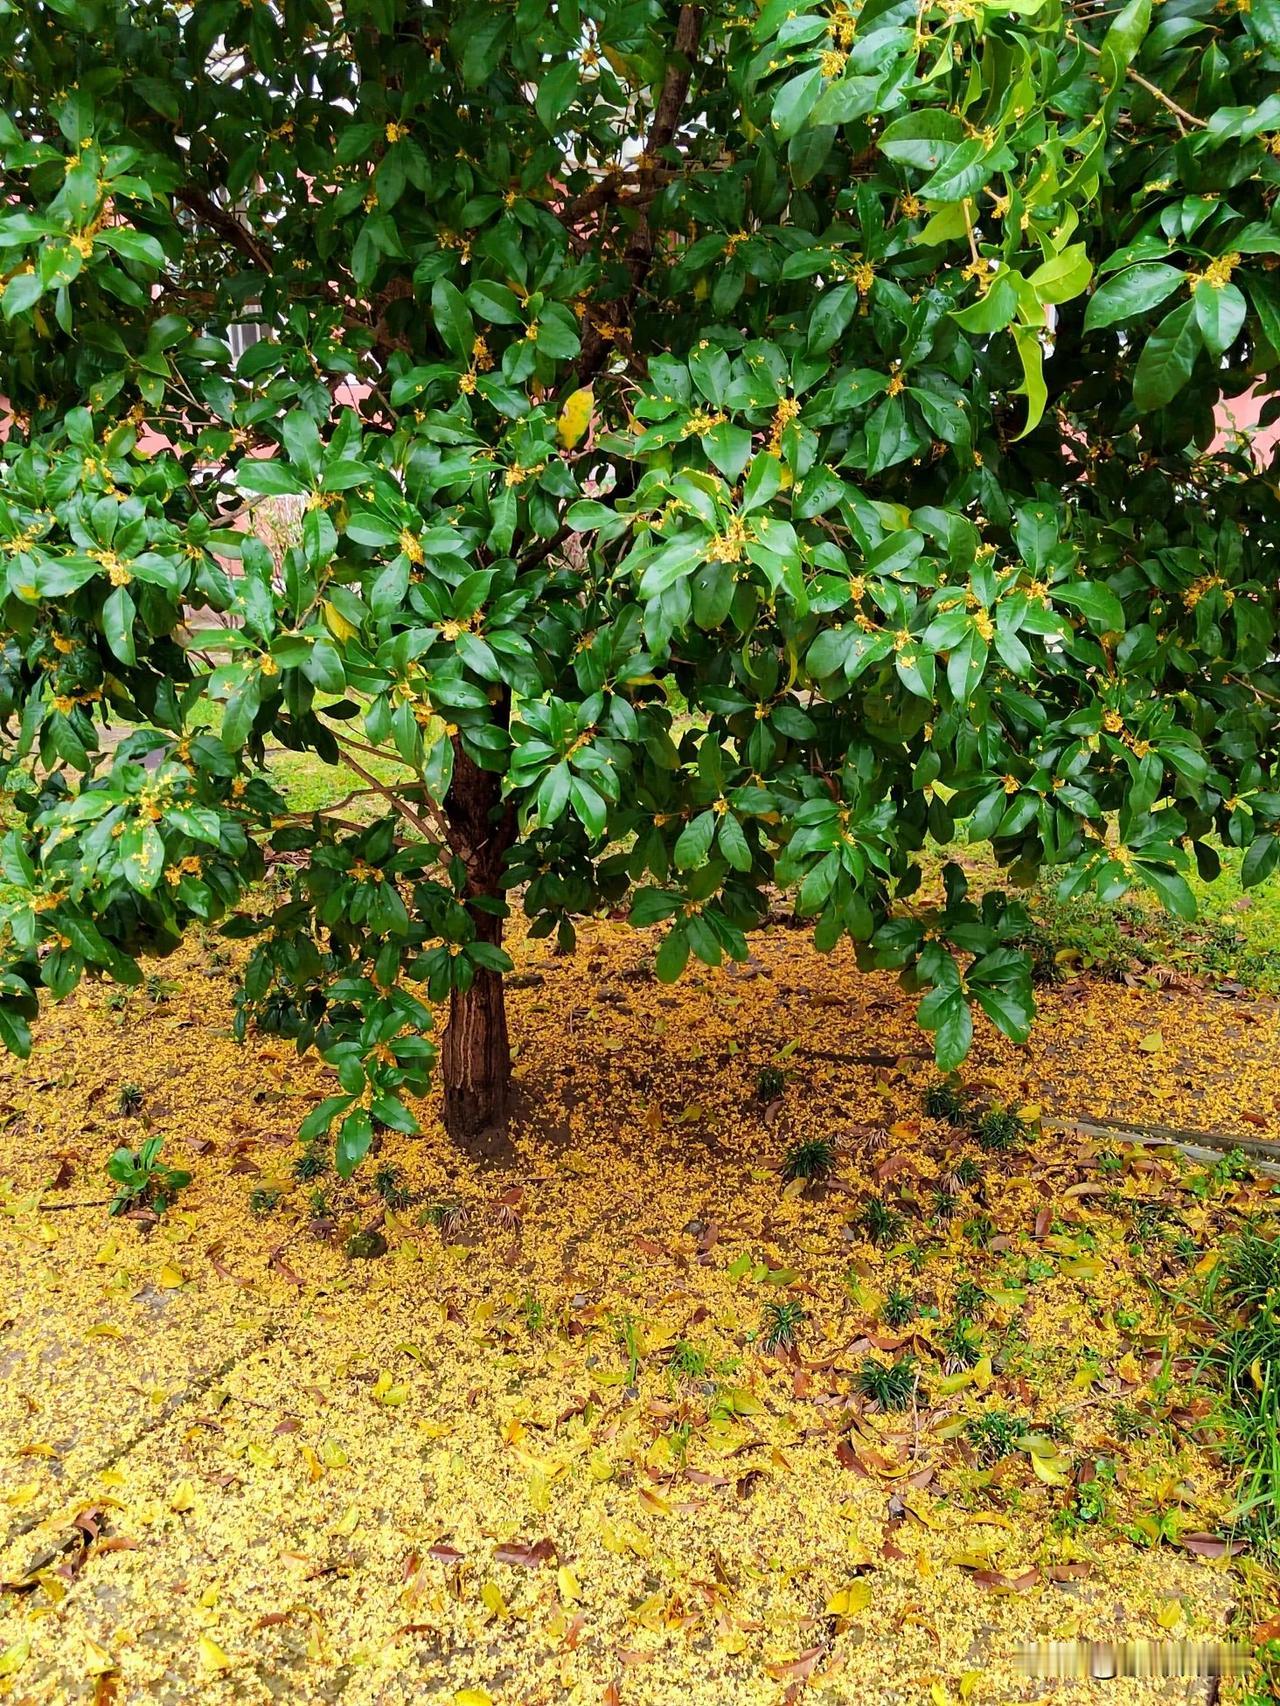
[0,913,1277,1704]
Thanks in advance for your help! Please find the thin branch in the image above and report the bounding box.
[577,4,703,381]
[1067,31,1206,131]
[175,188,274,271]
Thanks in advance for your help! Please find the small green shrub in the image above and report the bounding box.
[755,1064,786,1103]
[976,1105,1026,1153]
[781,1137,836,1183]
[857,1357,916,1411]
[860,1196,905,1247]
[964,1409,1024,1466]
[116,1082,144,1116]
[882,1286,917,1328]
[923,1081,966,1124]
[107,1137,190,1217]
[759,1299,805,1353]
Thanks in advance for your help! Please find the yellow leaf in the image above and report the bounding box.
[454,1691,493,1706]
[557,1565,580,1603]
[1028,1450,1070,1487]
[86,1322,124,1339]
[0,1638,29,1678]
[1157,1598,1183,1630]
[322,599,358,643]
[826,1580,872,1617]
[1116,1351,1144,1385]
[528,1465,551,1514]
[83,1639,115,1676]
[157,1264,184,1289]
[333,1502,360,1538]
[372,1370,409,1406]
[301,1444,324,1482]
[480,1582,507,1620]
[931,1684,954,1706]
[197,1635,232,1673]
[555,386,594,450]
[959,1670,981,1700]
[170,1479,198,1513]
[319,1439,348,1469]
[1138,1029,1164,1053]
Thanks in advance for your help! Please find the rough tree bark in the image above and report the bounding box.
[439,724,516,1145]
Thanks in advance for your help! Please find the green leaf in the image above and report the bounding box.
[1100,0,1152,85]
[878,110,966,170]
[0,1002,32,1059]
[431,276,473,360]
[2,272,44,320]
[1083,263,1184,332]
[771,68,823,141]
[120,821,165,893]
[1132,300,1201,412]
[655,926,690,983]
[1135,863,1196,921]
[1053,580,1125,629]
[1192,280,1246,357]
[1011,325,1047,439]
[336,1107,374,1177]
[674,809,717,870]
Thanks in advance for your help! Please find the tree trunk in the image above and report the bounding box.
[439,726,515,1146]
[440,903,510,1142]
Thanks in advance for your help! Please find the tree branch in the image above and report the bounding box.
[1067,31,1206,132]
[577,4,703,381]
[175,188,274,272]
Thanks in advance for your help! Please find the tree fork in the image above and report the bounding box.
[439,714,516,1145]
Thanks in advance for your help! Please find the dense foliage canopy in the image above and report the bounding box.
[1,0,1279,1162]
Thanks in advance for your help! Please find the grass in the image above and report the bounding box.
[933,839,1280,994]
[1200,1229,1280,1557]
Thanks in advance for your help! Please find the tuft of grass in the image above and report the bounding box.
[882,1286,917,1328]
[857,1356,916,1411]
[931,1186,960,1223]
[860,1196,905,1247]
[950,1157,984,1190]
[755,1064,786,1103]
[953,1278,987,1317]
[759,1298,805,1353]
[374,1163,411,1211]
[521,1290,546,1333]
[975,1104,1026,1153]
[1201,1230,1280,1556]
[962,1212,995,1248]
[964,1408,1025,1466]
[427,1201,468,1239]
[250,1186,281,1216]
[943,1316,983,1370]
[668,1338,709,1379]
[923,1081,967,1125]
[293,1146,327,1182]
[781,1136,836,1183]
[116,1081,144,1116]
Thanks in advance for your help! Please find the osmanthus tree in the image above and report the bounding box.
[1,0,1279,1164]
